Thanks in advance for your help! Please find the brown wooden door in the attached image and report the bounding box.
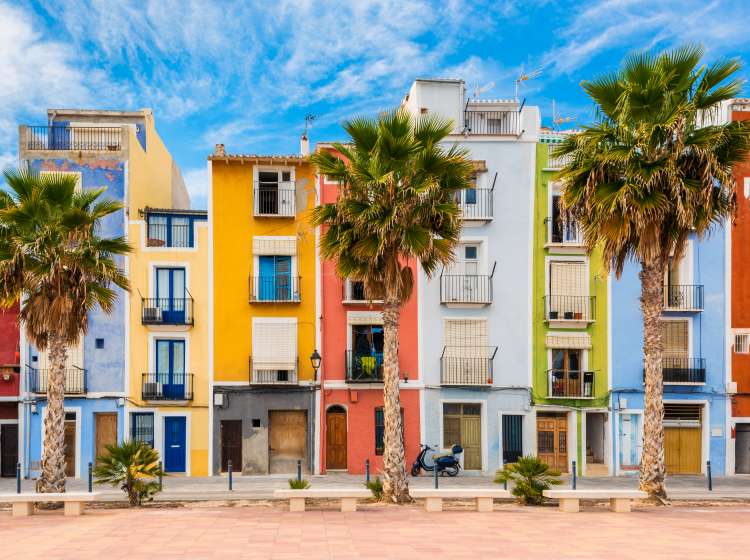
[94,413,118,465]
[1,424,18,477]
[665,427,701,474]
[269,411,307,474]
[221,420,242,472]
[326,410,347,470]
[537,415,568,472]
[64,419,76,477]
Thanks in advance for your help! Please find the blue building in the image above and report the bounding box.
[18,109,187,479]
[610,228,730,475]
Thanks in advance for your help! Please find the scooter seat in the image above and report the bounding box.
[431,452,453,460]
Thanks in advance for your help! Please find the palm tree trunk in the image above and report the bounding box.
[380,290,410,503]
[36,333,68,493]
[639,259,668,503]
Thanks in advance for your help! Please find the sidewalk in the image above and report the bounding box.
[2,473,749,502]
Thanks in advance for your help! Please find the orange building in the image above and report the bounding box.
[317,145,421,475]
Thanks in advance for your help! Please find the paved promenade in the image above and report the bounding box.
[2,472,749,501]
[0,502,747,559]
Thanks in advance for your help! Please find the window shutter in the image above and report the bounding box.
[38,337,84,370]
[252,319,296,370]
[550,261,586,296]
[252,237,296,255]
[545,334,591,349]
[662,320,688,358]
[735,332,750,354]
[444,319,488,357]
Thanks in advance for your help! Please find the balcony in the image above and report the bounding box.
[27,366,86,394]
[457,188,493,222]
[249,276,301,303]
[249,357,299,385]
[141,297,194,326]
[440,346,498,386]
[544,216,585,253]
[346,350,384,382]
[440,265,495,306]
[663,285,703,312]
[23,125,122,151]
[548,369,595,398]
[463,109,521,136]
[342,280,382,304]
[253,185,296,217]
[544,143,572,170]
[544,295,596,327]
[141,373,194,401]
[645,357,706,384]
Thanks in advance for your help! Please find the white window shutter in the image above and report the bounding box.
[253,237,296,255]
[252,319,296,370]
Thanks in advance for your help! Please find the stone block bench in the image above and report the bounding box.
[274,489,372,512]
[543,489,647,512]
[1,493,102,517]
[410,488,511,512]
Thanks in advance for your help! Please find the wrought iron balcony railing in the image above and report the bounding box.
[24,125,122,151]
[547,369,595,398]
[457,188,493,221]
[440,346,498,386]
[249,276,301,303]
[27,366,86,394]
[440,263,496,305]
[253,185,296,217]
[463,110,521,136]
[544,295,596,322]
[645,357,706,384]
[346,350,384,382]
[141,297,194,326]
[663,284,704,311]
[544,216,583,245]
[141,373,194,400]
[545,143,572,169]
[249,357,299,384]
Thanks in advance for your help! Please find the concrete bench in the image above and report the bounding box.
[410,488,512,512]
[543,489,647,512]
[0,493,101,517]
[274,489,372,512]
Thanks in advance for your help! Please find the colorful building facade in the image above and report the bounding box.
[0,303,20,478]
[209,145,318,475]
[532,133,610,476]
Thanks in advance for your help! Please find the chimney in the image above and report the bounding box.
[214,143,225,156]
[300,133,310,156]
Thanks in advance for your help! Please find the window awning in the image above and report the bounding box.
[471,160,488,173]
[253,236,296,256]
[545,334,591,349]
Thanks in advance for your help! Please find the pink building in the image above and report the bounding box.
[0,303,20,477]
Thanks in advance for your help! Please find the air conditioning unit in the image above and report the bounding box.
[143,307,162,322]
[143,382,159,398]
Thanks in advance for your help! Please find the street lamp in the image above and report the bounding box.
[310,349,322,380]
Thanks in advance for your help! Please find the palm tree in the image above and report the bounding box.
[556,45,750,501]
[310,110,474,502]
[0,169,130,493]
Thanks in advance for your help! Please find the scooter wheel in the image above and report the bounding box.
[411,466,421,477]
[446,466,459,477]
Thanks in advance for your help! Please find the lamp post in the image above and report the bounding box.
[310,349,322,381]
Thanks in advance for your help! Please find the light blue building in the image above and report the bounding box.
[610,228,730,475]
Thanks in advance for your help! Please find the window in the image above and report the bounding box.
[131,413,154,447]
[736,333,750,354]
[442,319,491,384]
[251,318,297,383]
[350,325,384,380]
[548,261,588,319]
[550,349,592,397]
[255,169,295,216]
[147,214,200,248]
[155,267,187,322]
[154,339,187,400]
[374,407,404,455]
[549,194,580,243]
[257,255,292,301]
[662,320,689,365]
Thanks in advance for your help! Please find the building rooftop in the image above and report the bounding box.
[142,207,207,217]
[47,108,152,118]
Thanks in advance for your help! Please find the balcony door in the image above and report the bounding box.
[257,170,292,215]
[550,349,583,397]
[351,325,384,380]
[258,255,292,301]
[662,319,689,370]
[450,244,481,301]
[549,261,587,319]
[156,339,186,400]
[156,267,186,323]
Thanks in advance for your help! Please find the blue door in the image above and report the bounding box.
[258,255,291,301]
[156,339,186,399]
[156,268,186,323]
[164,417,186,472]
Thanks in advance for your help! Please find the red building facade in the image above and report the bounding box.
[0,303,20,477]
[317,148,421,474]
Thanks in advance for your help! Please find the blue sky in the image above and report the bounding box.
[3,0,749,209]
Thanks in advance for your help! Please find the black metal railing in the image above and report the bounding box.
[440,263,496,305]
[24,126,122,151]
[141,297,194,326]
[27,366,86,394]
[463,110,521,135]
[253,186,296,217]
[249,357,299,384]
[663,284,704,310]
[457,188,493,220]
[440,346,498,385]
[548,369,595,398]
[141,373,194,400]
[249,276,301,303]
[545,144,572,169]
[648,357,707,384]
[346,350,384,382]
[146,222,193,248]
[544,216,583,245]
[544,295,596,322]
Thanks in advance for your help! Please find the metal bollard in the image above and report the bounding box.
[88,462,93,493]
[228,460,233,491]
[433,465,438,489]
[572,460,577,490]
[707,460,712,491]
[158,461,163,491]
[365,459,370,484]
[297,459,302,482]
[503,479,508,490]
[16,462,21,494]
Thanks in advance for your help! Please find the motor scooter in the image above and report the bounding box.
[411,443,462,477]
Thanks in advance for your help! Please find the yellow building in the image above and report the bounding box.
[209,142,318,475]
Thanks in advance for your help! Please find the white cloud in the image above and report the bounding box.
[182,166,208,210]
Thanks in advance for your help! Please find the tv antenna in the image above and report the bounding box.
[515,66,543,102]
[551,100,575,131]
[472,81,495,99]
[304,114,316,135]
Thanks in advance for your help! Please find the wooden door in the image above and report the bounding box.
[269,410,307,474]
[537,415,568,472]
[64,419,76,477]
[326,410,347,470]
[461,416,482,470]
[94,413,118,465]
[442,403,482,470]
[1,424,18,477]
[665,427,701,474]
[221,420,242,472]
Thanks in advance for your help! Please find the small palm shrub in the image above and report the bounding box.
[365,477,383,499]
[494,455,561,505]
[94,440,164,506]
[288,478,310,489]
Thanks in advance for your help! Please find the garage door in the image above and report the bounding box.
[664,404,702,474]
